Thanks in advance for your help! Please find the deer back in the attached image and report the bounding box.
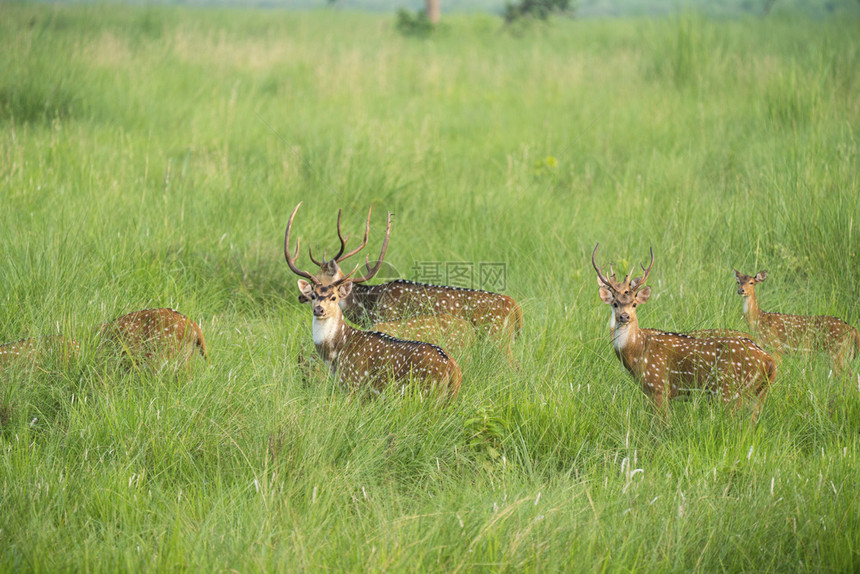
[0,336,80,370]
[100,308,207,365]
[625,330,776,403]
[351,280,522,335]
[371,313,476,359]
[684,329,753,340]
[335,330,461,399]
[758,312,859,355]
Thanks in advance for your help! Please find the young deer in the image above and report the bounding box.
[0,335,80,371]
[593,245,776,412]
[100,308,208,367]
[734,269,860,369]
[300,207,522,358]
[286,203,461,399]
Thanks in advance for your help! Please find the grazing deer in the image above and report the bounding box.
[100,308,207,367]
[734,269,860,370]
[286,203,461,399]
[0,335,80,371]
[299,207,522,360]
[593,245,776,412]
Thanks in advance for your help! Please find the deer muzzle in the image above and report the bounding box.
[618,312,631,324]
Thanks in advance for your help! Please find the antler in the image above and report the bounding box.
[592,243,614,289]
[347,210,392,284]
[284,203,319,283]
[335,207,372,263]
[307,245,325,267]
[631,247,654,290]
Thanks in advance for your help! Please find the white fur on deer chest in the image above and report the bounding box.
[312,317,344,367]
[613,323,633,351]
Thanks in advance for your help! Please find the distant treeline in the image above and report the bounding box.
[77,0,860,18]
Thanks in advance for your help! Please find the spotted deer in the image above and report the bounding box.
[286,203,461,399]
[100,308,207,367]
[372,313,476,361]
[0,335,80,371]
[299,207,522,361]
[593,245,776,412]
[734,269,860,370]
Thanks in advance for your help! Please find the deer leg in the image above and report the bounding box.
[649,385,670,422]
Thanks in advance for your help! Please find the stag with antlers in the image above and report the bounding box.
[593,245,776,413]
[297,207,522,362]
[286,203,461,398]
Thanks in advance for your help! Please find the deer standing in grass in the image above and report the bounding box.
[100,308,207,367]
[593,245,776,412]
[734,269,860,370]
[298,207,521,361]
[0,336,80,371]
[286,203,461,399]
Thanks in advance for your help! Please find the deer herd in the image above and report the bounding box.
[2,204,859,418]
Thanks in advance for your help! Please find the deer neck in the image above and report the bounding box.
[609,312,652,376]
[340,283,377,323]
[311,309,354,368]
[610,312,643,354]
[742,290,761,326]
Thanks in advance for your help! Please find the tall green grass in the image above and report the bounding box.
[1,4,858,571]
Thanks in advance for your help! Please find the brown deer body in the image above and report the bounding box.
[100,308,207,366]
[735,270,860,369]
[372,313,476,360]
[594,246,776,411]
[0,336,80,370]
[298,207,522,359]
[286,204,461,399]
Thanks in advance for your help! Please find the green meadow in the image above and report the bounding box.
[1,3,859,571]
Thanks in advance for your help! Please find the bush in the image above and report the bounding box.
[503,0,574,24]
[395,8,435,37]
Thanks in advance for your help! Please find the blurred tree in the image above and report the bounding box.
[427,0,440,24]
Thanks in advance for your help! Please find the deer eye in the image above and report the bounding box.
[633,303,637,308]
[612,303,618,308]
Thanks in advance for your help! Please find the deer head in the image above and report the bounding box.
[734,269,767,297]
[293,205,390,303]
[593,243,653,329]
[286,203,391,316]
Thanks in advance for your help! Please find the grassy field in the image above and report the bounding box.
[1,3,859,571]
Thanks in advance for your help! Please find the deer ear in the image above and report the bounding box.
[754,271,767,282]
[636,286,652,303]
[598,286,614,304]
[734,268,743,279]
[337,281,353,299]
[297,280,313,300]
